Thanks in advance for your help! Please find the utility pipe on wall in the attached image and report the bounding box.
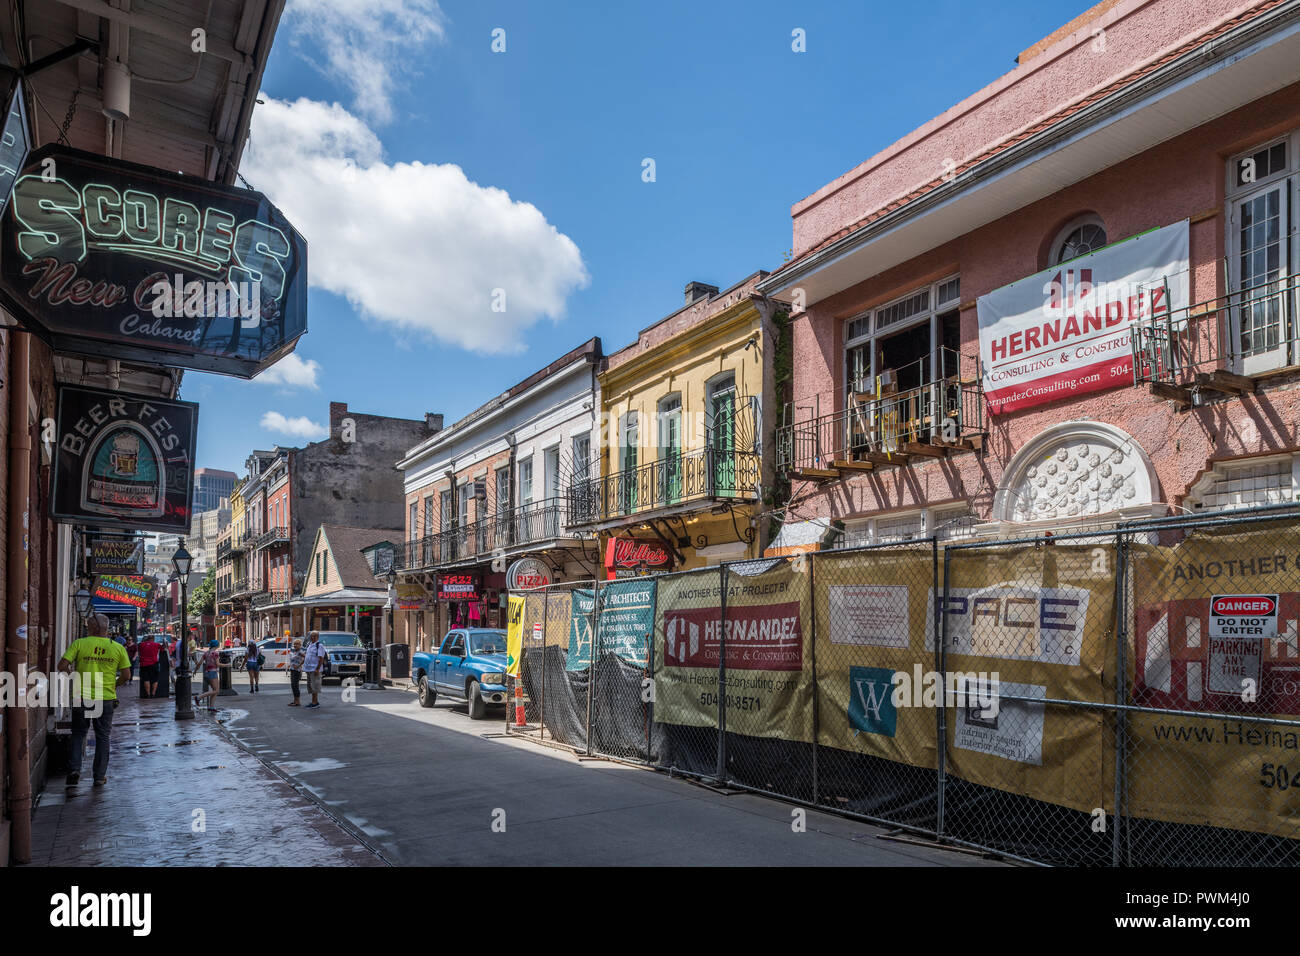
[5,330,32,863]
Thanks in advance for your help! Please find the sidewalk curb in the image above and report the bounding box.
[209,714,393,866]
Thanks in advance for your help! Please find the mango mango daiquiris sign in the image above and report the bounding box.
[1,145,307,378]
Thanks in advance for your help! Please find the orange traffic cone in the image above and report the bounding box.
[513,677,527,727]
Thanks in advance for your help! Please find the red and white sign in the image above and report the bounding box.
[661,602,803,671]
[437,573,479,601]
[604,537,672,577]
[506,557,551,591]
[1207,593,1278,696]
[976,220,1189,414]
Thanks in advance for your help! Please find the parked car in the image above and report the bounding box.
[317,631,368,683]
[411,628,509,719]
[235,640,291,672]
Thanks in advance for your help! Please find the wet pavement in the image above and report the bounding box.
[26,689,385,867]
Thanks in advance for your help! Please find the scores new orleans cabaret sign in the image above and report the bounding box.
[51,385,198,533]
[976,220,1189,414]
[0,145,307,378]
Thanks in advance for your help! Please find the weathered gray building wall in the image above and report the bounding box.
[290,403,439,590]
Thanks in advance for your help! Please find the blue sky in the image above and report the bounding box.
[184,0,1090,475]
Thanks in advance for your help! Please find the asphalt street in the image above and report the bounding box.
[213,672,1006,867]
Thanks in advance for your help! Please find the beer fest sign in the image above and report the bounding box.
[1,145,307,378]
[976,220,1189,414]
[51,385,198,533]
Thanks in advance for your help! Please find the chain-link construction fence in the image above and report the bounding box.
[505,505,1300,865]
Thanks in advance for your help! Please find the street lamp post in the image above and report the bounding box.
[172,543,195,721]
[74,579,93,638]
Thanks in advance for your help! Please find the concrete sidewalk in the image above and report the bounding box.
[26,691,384,867]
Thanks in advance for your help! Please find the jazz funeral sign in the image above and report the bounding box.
[976,220,1189,414]
[0,145,306,378]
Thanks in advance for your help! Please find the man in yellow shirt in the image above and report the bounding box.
[58,613,131,788]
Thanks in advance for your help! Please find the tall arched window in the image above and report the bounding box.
[1051,215,1107,265]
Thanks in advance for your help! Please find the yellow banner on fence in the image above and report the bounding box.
[654,560,815,743]
[1128,524,1300,833]
[813,546,939,769]
[934,543,1114,815]
[506,594,525,677]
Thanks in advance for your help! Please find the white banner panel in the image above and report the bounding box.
[976,220,1189,414]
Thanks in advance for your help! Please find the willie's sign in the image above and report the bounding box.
[1,145,307,378]
[51,385,198,533]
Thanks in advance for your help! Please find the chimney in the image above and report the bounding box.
[684,281,718,306]
[329,401,348,436]
[425,412,444,432]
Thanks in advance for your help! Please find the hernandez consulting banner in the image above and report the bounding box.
[977,220,1189,414]
[653,561,814,743]
[814,547,939,769]
[928,544,1114,814]
[1130,526,1300,834]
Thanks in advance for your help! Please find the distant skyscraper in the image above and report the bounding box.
[193,467,237,513]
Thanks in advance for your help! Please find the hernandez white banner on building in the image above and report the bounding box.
[977,220,1189,414]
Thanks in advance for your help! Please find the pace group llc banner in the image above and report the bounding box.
[653,561,814,743]
[977,220,1189,414]
[932,544,1115,814]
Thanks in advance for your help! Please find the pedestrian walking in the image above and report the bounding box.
[303,631,326,708]
[137,633,163,698]
[58,613,131,787]
[245,638,263,693]
[193,639,222,711]
[288,638,305,706]
[124,635,138,683]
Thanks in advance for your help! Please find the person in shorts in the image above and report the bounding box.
[303,631,326,708]
[245,639,263,693]
[137,633,163,698]
[193,639,222,711]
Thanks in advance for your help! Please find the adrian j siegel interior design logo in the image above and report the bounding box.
[49,886,151,936]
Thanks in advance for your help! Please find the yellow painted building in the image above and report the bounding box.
[571,273,777,573]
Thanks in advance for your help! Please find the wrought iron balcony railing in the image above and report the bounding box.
[255,526,291,550]
[777,352,984,477]
[567,446,762,528]
[216,540,231,562]
[228,533,248,555]
[250,589,291,608]
[395,498,573,571]
[1131,274,1300,406]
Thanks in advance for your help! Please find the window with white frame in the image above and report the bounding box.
[519,459,534,505]
[1050,214,1107,266]
[1226,133,1297,375]
[1186,456,1298,512]
[495,466,510,514]
[572,434,591,483]
[834,503,972,548]
[844,276,961,398]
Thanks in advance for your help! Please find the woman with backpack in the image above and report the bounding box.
[246,638,263,693]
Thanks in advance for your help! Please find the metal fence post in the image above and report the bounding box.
[646,577,658,762]
[936,541,949,840]
[716,563,728,784]
[809,551,820,806]
[540,588,549,742]
[586,574,600,756]
[1112,531,1129,867]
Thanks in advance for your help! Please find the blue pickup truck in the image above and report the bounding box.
[411,628,510,719]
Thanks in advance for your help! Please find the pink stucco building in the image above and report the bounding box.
[761,0,1300,545]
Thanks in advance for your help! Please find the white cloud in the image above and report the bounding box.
[260,411,328,440]
[284,0,447,124]
[256,352,321,389]
[242,96,589,355]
